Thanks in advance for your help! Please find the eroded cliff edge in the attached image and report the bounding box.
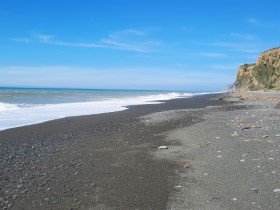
[234,47,280,91]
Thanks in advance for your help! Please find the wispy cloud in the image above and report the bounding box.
[101,29,163,52]
[176,63,189,68]
[33,33,54,42]
[32,33,103,48]
[180,26,194,32]
[11,29,162,53]
[244,18,271,28]
[210,63,240,71]
[108,29,146,38]
[245,18,259,25]
[229,33,257,41]
[10,38,31,43]
[206,41,261,54]
[189,52,228,58]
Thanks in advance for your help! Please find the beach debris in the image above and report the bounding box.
[38,182,46,187]
[218,97,223,100]
[275,134,280,137]
[158,145,168,149]
[207,142,211,145]
[241,126,251,130]
[182,161,191,169]
[273,188,280,193]
[217,155,223,158]
[20,189,28,194]
[269,158,274,160]
[175,185,182,189]
[262,135,269,138]
[240,159,245,162]
[204,173,208,176]
[239,118,245,124]
[250,187,258,193]
[251,125,261,128]
[242,154,248,157]
[216,136,220,139]
[217,150,221,153]
[232,198,238,201]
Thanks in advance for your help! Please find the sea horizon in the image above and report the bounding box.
[0,86,216,93]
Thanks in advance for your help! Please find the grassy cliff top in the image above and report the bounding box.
[240,63,256,68]
[260,47,280,55]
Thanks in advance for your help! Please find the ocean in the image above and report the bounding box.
[0,88,213,131]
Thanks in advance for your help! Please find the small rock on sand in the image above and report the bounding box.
[262,135,269,138]
[273,188,280,193]
[175,185,182,188]
[250,187,258,192]
[158,146,168,149]
[241,126,251,130]
[182,162,190,169]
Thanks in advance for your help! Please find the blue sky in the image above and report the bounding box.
[1,0,280,91]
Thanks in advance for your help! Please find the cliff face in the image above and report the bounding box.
[235,48,280,91]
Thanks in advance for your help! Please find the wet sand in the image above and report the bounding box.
[1,92,280,209]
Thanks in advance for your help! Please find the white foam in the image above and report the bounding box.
[0,103,21,112]
[0,92,211,131]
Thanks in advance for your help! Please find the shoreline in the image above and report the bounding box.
[0,91,214,132]
[1,92,280,209]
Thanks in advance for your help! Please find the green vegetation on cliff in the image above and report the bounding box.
[235,47,280,91]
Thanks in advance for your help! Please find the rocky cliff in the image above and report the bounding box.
[234,47,280,91]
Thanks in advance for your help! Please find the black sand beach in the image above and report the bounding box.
[1,92,280,209]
